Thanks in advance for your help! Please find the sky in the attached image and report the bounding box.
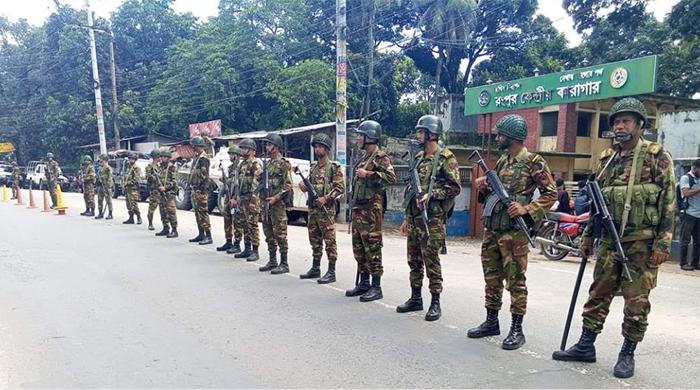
[0,0,680,48]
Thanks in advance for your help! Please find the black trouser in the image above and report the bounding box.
[680,213,700,266]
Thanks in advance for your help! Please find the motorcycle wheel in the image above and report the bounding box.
[539,224,570,261]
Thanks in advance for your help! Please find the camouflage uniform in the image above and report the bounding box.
[124,163,142,217]
[45,159,60,206]
[580,139,675,342]
[405,148,461,294]
[479,148,556,315]
[236,153,262,257]
[97,163,113,215]
[307,159,345,263]
[146,161,161,227]
[351,148,397,278]
[223,162,244,243]
[82,163,96,212]
[11,165,21,199]
[189,150,211,231]
[159,161,178,230]
[262,157,293,254]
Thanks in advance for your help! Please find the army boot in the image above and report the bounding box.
[147,215,154,231]
[155,225,170,237]
[467,309,500,338]
[425,293,441,322]
[259,250,278,271]
[136,214,143,225]
[80,208,88,216]
[552,328,597,363]
[613,339,637,379]
[300,258,321,279]
[502,314,526,350]
[271,252,290,274]
[189,228,204,242]
[317,261,336,284]
[105,211,113,220]
[94,210,104,219]
[234,241,251,258]
[360,275,383,302]
[122,213,135,224]
[246,246,260,262]
[397,286,423,313]
[345,272,370,297]
[226,240,241,254]
[199,229,213,245]
[85,208,95,217]
[217,239,233,252]
[167,227,178,238]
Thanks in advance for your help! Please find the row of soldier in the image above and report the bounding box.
[67,96,673,379]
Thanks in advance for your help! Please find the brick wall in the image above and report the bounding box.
[477,108,540,150]
[557,103,578,152]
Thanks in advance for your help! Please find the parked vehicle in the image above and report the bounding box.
[0,163,13,186]
[108,150,151,201]
[24,161,69,192]
[535,211,590,261]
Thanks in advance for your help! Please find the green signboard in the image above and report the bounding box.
[464,56,658,115]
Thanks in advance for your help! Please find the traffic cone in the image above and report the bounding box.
[14,187,24,206]
[1,185,7,202]
[41,190,51,212]
[55,184,67,215]
[27,186,37,209]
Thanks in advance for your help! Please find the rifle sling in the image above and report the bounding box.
[619,140,646,237]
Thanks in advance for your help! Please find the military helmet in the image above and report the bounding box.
[609,97,648,127]
[239,138,257,151]
[415,115,444,135]
[128,152,138,161]
[495,114,528,141]
[160,149,172,158]
[99,154,109,161]
[311,133,332,150]
[150,148,161,158]
[190,136,206,147]
[228,145,242,155]
[82,154,93,162]
[264,133,283,148]
[356,120,382,141]
[46,152,54,159]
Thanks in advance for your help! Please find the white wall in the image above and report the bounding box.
[659,111,700,159]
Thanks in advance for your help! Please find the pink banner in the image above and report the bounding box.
[188,119,222,138]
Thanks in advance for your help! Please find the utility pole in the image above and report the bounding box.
[362,0,376,118]
[108,27,120,150]
[336,0,348,222]
[86,1,107,155]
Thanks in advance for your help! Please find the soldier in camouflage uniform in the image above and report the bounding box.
[298,133,345,284]
[553,98,676,379]
[467,114,556,350]
[156,149,179,238]
[397,115,461,321]
[45,153,60,208]
[217,146,245,253]
[234,139,262,261]
[188,136,213,245]
[145,149,162,231]
[258,133,294,275]
[10,161,21,200]
[122,153,143,225]
[80,155,97,216]
[345,120,397,302]
[95,154,113,220]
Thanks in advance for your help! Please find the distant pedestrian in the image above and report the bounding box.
[555,177,574,214]
[574,180,590,215]
[679,158,700,271]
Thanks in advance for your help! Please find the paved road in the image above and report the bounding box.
[0,191,698,388]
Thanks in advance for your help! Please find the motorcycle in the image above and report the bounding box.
[535,211,589,261]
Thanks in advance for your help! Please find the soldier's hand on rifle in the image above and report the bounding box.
[507,202,527,217]
[230,197,238,209]
[158,185,165,192]
[299,182,308,192]
[268,196,278,205]
[315,196,327,208]
[650,250,669,266]
[400,220,409,236]
[475,176,488,191]
[580,243,593,258]
[357,168,373,178]
[416,193,429,208]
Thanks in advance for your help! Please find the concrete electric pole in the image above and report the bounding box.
[336,0,349,222]
[86,1,107,155]
[108,27,120,150]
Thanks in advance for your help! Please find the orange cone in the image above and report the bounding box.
[41,190,51,212]
[27,186,37,209]
[14,187,24,206]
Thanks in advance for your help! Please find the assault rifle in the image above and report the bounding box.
[256,150,271,224]
[402,140,430,240]
[468,150,536,247]
[220,161,240,217]
[346,148,355,235]
[294,165,332,224]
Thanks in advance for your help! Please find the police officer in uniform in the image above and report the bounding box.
[468,114,556,350]
[234,139,262,261]
[552,98,676,379]
[188,136,213,245]
[397,115,461,321]
[345,120,397,302]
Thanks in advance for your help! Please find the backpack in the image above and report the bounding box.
[676,173,696,212]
